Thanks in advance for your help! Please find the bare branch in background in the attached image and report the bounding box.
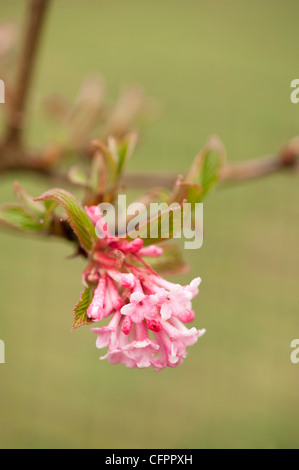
[220,138,299,183]
[0,137,299,192]
[5,0,50,145]
[0,20,18,71]
[0,0,297,222]
[122,138,299,189]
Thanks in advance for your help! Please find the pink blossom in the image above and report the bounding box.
[87,274,106,321]
[85,205,205,371]
[91,311,121,348]
[185,277,202,298]
[121,292,157,323]
[150,285,192,321]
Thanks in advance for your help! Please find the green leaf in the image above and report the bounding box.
[170,178,203,206]
[73,287,94,329]
[91,140,118,196]
[186,135,226,200]
[198,149,222,198]
[13,182,46,220]
[0,204,44,232]
[35,188,97,252]
[182,182,203,204]
[93,133,137,190]
[116,132,137,176]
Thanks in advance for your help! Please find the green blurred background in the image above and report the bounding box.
[0,0,298,449]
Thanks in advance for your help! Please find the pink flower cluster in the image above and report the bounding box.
[84,206,205,370]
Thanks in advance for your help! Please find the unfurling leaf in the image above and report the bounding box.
[186,135,226,200]
[13,182,46,220]
[0,184,60,234]
[169,176,203,206]
[35,188,97,252]
[73,287,93,329]
[0,204,44,232]
[115,132,138,176]
[92,133,137,193]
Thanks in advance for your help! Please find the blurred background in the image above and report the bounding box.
[0,0,298,449]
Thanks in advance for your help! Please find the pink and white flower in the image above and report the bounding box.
[85,206,205,371]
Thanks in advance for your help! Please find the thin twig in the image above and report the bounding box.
[220,139,299,183]
[0,138,298,190]
[5,0,51,145]
[122,139,299,188]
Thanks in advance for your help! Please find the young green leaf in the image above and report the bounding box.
[92,133,137,192]
[73,287,94,329]
[186,135,226,200]
[13,182,46,220]
[169,176,203,206]
[116,132,137,176]
[35,188,97,252]
[0,204,44,232]
[91,142,117,193]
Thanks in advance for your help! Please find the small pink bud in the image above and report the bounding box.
[139,245,163,257]
[121,315,132,335]
[179,309,195,323]
[107,277,123,310]
[108,270,136,288]
[86,272,100,284]
[85,206,102,225]
[109,238,144,253]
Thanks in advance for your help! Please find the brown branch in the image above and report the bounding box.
[122,138,299,188]
[0,137,298,249]
[121,157,297,189]
[122,171,177,189]
[1,138,299,190]
[220,139,299,183]
[5,0,51,145]
[4,0,297,249]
